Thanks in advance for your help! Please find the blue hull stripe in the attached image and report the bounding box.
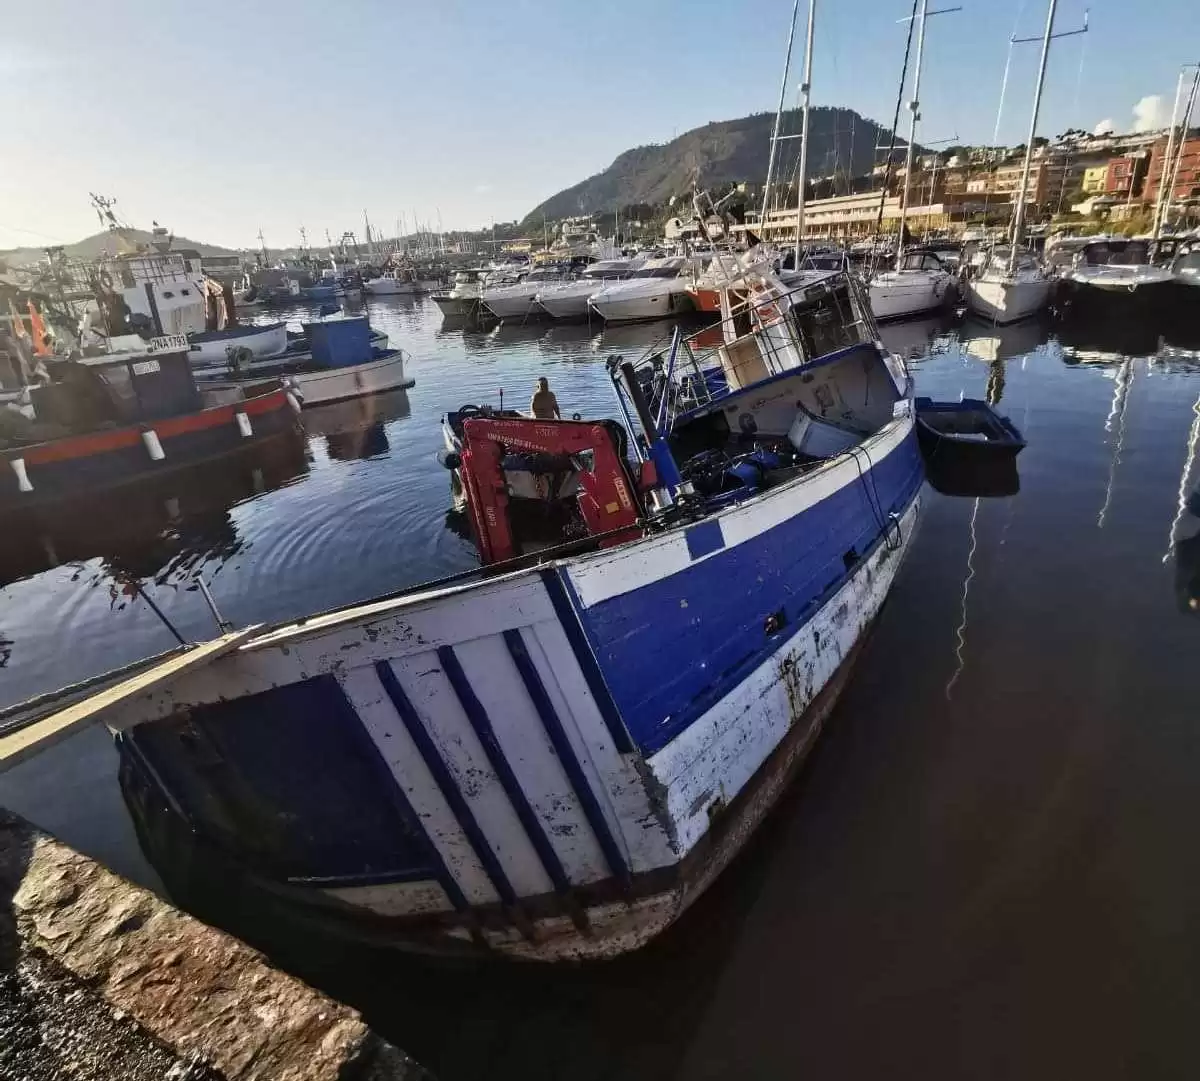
[539,568,634,754]
[686,519,725,560]
[502,628,632,889]
[437,646,574,896]
[571,427,925,755]
[373,660,518,906]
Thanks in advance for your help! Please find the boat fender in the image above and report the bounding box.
[286,392,303,414]
[10,457,32,493]
[235,411,253,438]
[438,449,462,471]
[142,430,165,461]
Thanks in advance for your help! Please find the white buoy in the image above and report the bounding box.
[142,430,165,460]
[286,391,302,414]
[236,411,253,438]
[10,458,33,493]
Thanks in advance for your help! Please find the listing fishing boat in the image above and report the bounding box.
[9,264,935,961]
[193,317,414,407]
[1,338,299,511]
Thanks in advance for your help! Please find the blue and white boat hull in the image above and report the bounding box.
[103,409,921,960]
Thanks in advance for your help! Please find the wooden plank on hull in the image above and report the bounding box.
[0,627,261,774]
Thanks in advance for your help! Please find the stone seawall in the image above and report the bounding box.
[0,809,433,1081]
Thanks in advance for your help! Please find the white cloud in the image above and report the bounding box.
[1093,118,1115,135]
[474,183,494,195]
[1132,95,1167,132]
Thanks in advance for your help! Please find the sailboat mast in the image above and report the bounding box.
[794,0,817,265]
[1153,72,1188,242]
[1007,0,1057,275]
[896,0,929,273]
[1155,66,1200,243]
[761,0,802,229]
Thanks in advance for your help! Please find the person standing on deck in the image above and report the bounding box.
[530,376,561,420]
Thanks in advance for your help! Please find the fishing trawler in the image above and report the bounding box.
[7,255,951,962]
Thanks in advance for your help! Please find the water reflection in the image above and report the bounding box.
[1098,359,1136,529]
[303,389,412,461]
[0,435,309,589]
[878,312,955,364]
[945,496,981,700]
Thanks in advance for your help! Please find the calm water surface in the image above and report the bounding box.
[3,296,1200,1079]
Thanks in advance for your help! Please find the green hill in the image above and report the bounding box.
[524,106,918,222]
[0,230,239,268]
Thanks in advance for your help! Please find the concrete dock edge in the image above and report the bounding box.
[0,809,433,1080]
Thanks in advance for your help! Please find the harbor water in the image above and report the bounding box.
[3,295,1200,1078]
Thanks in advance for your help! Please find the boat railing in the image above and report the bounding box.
[612,270,879,437]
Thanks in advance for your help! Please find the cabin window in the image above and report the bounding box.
[180,288,190,296]
[162,290,175,298]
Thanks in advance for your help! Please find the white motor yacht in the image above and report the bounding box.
[431,270,485,318]
[1058,238,1176,320]
[1171,244,1200,290]
[964,247,1054,324]
[480,267,568,322]
[867,249,954,322]
[535,258,646,320]
[587,257,699,323]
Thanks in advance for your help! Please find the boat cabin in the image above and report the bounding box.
[897,249,948,273]
[7,348,203,445]
[1075,239,1152,267]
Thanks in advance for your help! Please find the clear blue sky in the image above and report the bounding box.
[2,0,1195,250]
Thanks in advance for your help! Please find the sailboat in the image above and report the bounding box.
[867,0,954,322]
[965,1,1060,323]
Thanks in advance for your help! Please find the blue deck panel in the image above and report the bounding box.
[569,428,924,755]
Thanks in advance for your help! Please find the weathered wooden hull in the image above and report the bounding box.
[98,411,922,960]
[118,494,918,960]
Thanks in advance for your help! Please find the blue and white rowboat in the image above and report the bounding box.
[6,268,927,960]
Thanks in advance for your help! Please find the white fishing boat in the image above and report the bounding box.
[534,259,647,320]
[587,257,699,323]
[188,322,289,366]
[480,268,569,322]
[193,317,414,407]
[364,269,431,296]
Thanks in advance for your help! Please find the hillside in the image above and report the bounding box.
[524,106,918,222]
[0,230,239,268]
